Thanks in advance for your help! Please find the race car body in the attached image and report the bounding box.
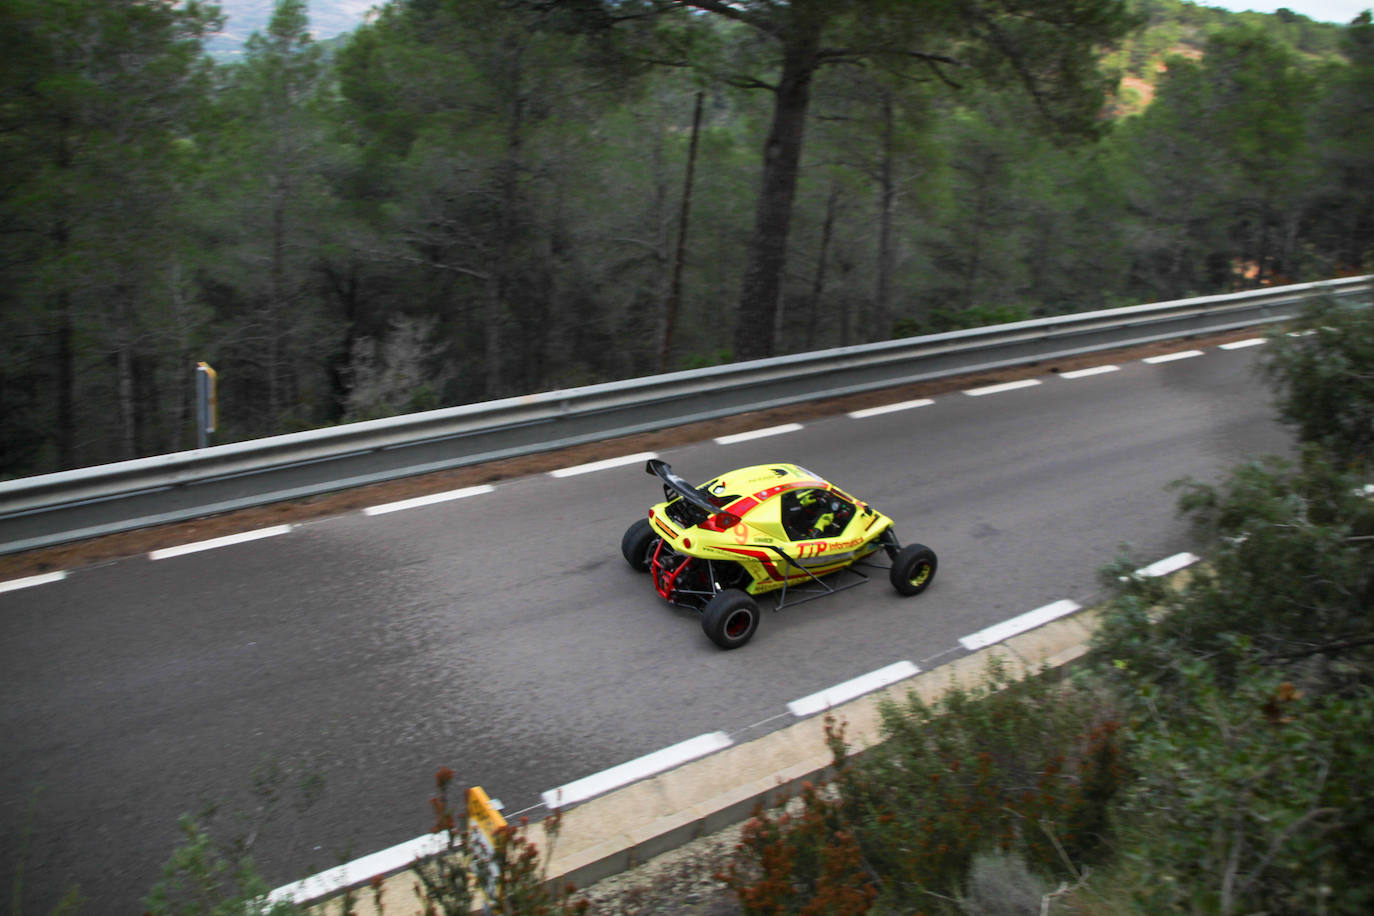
[621,459,937,648]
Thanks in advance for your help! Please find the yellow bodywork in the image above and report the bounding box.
[646,463,895,596]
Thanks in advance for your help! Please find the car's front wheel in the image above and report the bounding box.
[701,589,760,649]
[621,518,659,572]
[890,543,937,596]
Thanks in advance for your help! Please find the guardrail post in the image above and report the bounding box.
[196,362,217,450]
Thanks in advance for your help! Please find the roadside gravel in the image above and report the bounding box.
[573,823,744,915]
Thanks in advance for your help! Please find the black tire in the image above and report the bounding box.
[701,589,760,649]
[890,543,937,596]
[621,518,659,572]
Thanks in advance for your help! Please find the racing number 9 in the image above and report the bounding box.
[732,521,749,544]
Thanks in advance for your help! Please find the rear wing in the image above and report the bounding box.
[645,459,722,518]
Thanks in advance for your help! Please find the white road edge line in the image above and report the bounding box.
[541,732,733,810]
[1220,338,1267,350]
[0,571,68,594]
[848,399,934,419]
[363,484,495,516]
[963,379,1042,397]
[271,732,730,903]
[787,661,919,718]
[148,525,294,561]
[959,599,1082,651]
[268,832,448,905]
[1143,350,1204,364]
[548,451,658,478]
[1135,552,1200,578]
[1059,365,1119,379]
[714,423,804,445]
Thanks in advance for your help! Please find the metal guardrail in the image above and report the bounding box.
[1,276,1368,555]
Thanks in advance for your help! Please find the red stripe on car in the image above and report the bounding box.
[723,480,827,519]
[718,547,784,580]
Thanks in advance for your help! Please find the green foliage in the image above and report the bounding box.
[1113,23,1321,297]
[895,304,1034,337]
[1,0,1370,479]
[412,768,588,916]
[342,315,453,421]
[1308,13,1374,273]
[722,668,1125,914]
[1084,354,1374,913]
[1097,453,1374,697]
[142,815,301,916]
[1088,664,1374,914]
[679,348,734,371]
[1263,298,1374,468]
[724,249,1374,916]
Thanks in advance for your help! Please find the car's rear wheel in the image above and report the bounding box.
[701,589,760,649]
[890,543,937,596]
[621,518,659,572]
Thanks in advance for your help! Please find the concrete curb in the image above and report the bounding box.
[298,604,1103,914]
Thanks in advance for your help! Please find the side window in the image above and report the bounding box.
[781,489,855,541]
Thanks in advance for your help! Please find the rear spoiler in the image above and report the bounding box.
[645,459,722,518]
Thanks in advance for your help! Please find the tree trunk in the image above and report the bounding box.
[56,299,75,470]
[115,297,137,459]
[268,189,287,421]
[874,89,896,340]
[54,121,76,470]
[732,7,824,362]
[660,91,704,372]
[487,41,526,396]
[805,183,840,351]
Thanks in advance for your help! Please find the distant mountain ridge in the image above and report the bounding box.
[207,0,373,56]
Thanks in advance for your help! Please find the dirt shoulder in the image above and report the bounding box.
[0,328,1265,582]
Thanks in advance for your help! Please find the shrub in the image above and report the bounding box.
[1085,663,1374,915]
[411,767,588,916]
[1096,451,1374,699]
[721,664,1124,915]
[1262,297,1374,470]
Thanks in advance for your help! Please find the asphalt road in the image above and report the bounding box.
[1,342,1291,912]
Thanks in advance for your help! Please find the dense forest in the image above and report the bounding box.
[2,0,1371,479]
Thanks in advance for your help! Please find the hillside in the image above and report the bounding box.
[1103,0,1350,115]
[206,0,372,56]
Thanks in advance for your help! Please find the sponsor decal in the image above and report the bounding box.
[797,536,865,558]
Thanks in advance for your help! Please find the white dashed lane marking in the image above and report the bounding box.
[148,525,294,561]
[714,423,804,445]
[363,485,495,516]
[964,379,1042,397]
[270,546,1196,903]
[958,599,1082,651]
[547,451,658,478]
[541,732,733,810]
[1143,350,1204,364]
[268,833,448,907]
[0,571,68,594]
[1135,552,1200,578]
[787,661,920,718]
[848,399,934,419]
[1220,338,1266,349]
[1059,365,1119,379]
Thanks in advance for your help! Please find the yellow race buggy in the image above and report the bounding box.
[621,460,937,649]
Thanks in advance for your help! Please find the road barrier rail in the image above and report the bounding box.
[1,276,1368,555]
